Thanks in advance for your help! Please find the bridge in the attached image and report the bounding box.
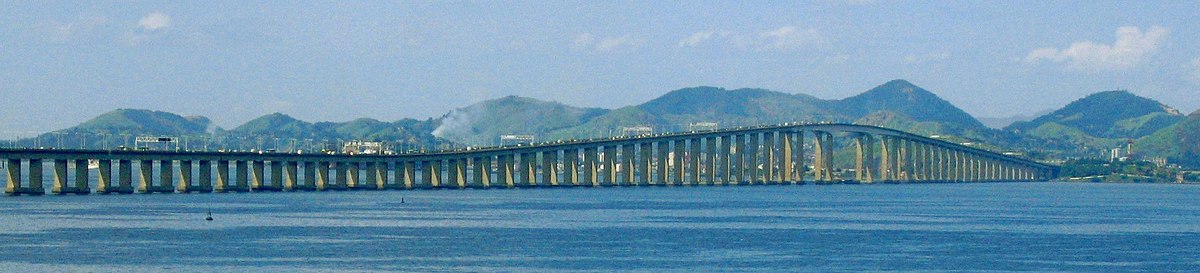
[4,123,1057,196]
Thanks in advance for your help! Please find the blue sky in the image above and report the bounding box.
[2,1,1198,137]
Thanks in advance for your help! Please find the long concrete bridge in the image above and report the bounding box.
[4,123,1057,196]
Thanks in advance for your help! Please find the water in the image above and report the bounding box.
[2,182,1199,272]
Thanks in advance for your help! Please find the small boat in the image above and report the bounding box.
[205,210,214,221]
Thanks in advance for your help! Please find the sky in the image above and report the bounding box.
[2,1,1199,138]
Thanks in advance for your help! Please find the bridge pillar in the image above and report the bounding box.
[621,145,635,186]
[95,160,117,194]
[215,160,231,192]
[543,151,560,186]
[512,154,527,187]
[705,137,718,185]
[794,131,805,183]
[116,159,133,193]
[688,139,702,185]
[270,161,285,190]
[498,155,515,188]
[655,141,670,185]
[745,133,761,185]
[26,159,43,195]
[781,132,795,184]
[137,160,152,193]
[718,136,732,185]
[362,162,378,189]
[402,161,416,189]
[922,145,930,181]
[448,158,466,189]
[637,143,652,186]
[583,147,599,187]
[50,159,68,195]
[902,139,912,182]
[345,162,362,189]
[425,160,441,189]
[761,132,776,184]
[961,154,970,182]
[771,132,787,184]
[878,137,891,182]
[374,161,389,190]
[563,149,579,186]
[813,131,834,183]
[284,161,300,191]
[197,160,213,192]
[976,157,985,182]
[233,160,251,191]
[953,150,962,181]
[935,147,946,181]
[314,161,330,190]
[602,147,617,186]
[671,140,685,185]
[157,160,174,193]
[176,160,193,193]
[249,161,264,190]
[74,159,89,193]
[854,134,874,183]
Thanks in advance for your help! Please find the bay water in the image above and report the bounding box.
[2,182,1198,272]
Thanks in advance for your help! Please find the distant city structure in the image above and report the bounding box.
[1109,139,1135,162]
[500,135,535,146]
[342,141,390,155]
[134,136,178,151]
[688,122,718,131]
[620,126,653,136]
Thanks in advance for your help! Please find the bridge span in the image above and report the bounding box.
[4,123,1057,196]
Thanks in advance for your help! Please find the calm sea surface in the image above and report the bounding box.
[1,182,1198,272]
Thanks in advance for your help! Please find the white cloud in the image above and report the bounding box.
[678,31,717,47]
[1023,26,1168,71]
[677,26,823,51]
[904,51,951,64]
[138,11,171,31]
[572,33,644,52]
[595,35,643,52]
[758,26,824,51]
[572,33,594,49]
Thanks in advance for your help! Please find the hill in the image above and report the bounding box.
[544,86,843,140]
[18,109,212,148]
[67,109,210,135]
[836,80,987,129]
[1139,110,1200,167]
[430,96,608,145]
[224,113,444,150]
[1007,90,1184,139]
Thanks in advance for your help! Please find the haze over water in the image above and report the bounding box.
[2,182,1198,272]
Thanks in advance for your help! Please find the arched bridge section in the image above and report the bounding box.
[4,123,1057,196]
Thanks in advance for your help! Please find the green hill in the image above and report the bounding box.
[431,96,608,146]
[1007,90,1184,139]
[539,81,1003,149]
[836,80,987,129]
[545,86,845,141]
[225,113,444,150]
[1139,110,1200,167]
[68,109,210,135]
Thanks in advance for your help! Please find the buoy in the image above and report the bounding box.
[205,210,214,221]
[401,197,405,204]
